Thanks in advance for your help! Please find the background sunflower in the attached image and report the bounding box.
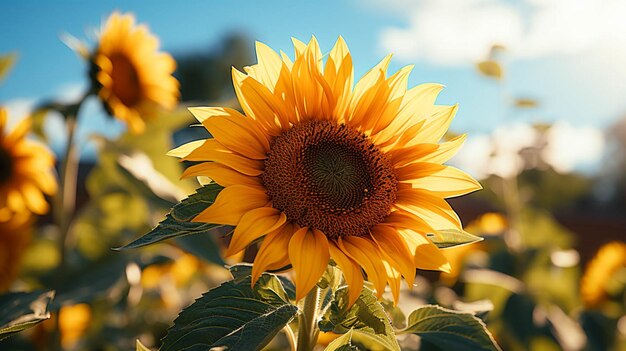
[0,107,57,220]
[90,12,179,134]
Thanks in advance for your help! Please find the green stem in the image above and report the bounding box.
[50,95,87,351]
[54,114,79,268]
[297,285,321,351]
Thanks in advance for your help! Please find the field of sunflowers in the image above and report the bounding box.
[0,4,624,351]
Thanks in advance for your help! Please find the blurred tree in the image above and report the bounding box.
[174,33,253,103]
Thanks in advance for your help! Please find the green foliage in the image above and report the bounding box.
[0,291,54,340]
[118,183,224,266]
[324,329,359,351]
[400,305,502,351]
[160,271,297,351]
[427,229,483,249]
[320,287,400,351]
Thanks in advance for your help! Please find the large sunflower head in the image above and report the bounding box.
[0,108,57,220]
[580,241,626,308]
[90,11,179,134]
[171,37,481,305]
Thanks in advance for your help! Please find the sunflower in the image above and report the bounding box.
[0,212,32,291]
[91,11,179,134]
[580,241,626,308]
[170,37,481,305]
[0,108,57,220]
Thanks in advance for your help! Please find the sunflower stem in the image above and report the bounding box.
[297,285,321,351]
[51,95,86,351]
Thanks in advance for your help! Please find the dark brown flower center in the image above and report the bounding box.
[262,120,397,238]
[0,146,12,184]
[109,53,141,106]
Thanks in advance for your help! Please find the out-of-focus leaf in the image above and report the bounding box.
[51,256,129,309]
[174,233,225,266]
[29,108,50,142]
[0,290,54,340]
[160,273,297,351]
[428,229,483,249]
[0,53,17,82]
[325,329,359,351]
[400,305,502,351]
[514,98,538,108]
[502,293,535,348]
[320,287,400,351]
[117,151,186,207]
[117,183,223,251]
[136,339,151,351]
[476,60,503,80]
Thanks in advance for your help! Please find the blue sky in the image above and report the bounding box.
[0,0,624,169]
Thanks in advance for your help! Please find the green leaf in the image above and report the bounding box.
[0,53,17,82]
[427,229,483,249]
[228,264,295,301]
[117,183,224,250]
[160,273,297,351]
[136,340,151,351]
[400,305,502,351]
[320,287,400,351]
[325,329,359,351]
[51,256,129,310]
[0,290,54,340]
[174,232,225,265]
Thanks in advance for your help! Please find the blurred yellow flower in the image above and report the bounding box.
[91,12,179,134]
[0,107,57,219]
[580,241,626,308]
[0,212,32,291]
[171,37,481,305]
[440,212,506,285]
[58,303,92,349]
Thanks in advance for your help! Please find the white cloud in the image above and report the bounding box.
[378,0,626,65]
[541,121,605,173]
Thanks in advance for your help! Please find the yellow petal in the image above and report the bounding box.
[395,162,445,181]
[289,228,330,301]
[399,230,451,273]
[253,41,283,90]
[201,114,269,159]
[227,207,287,256]
[20,182,48,215]
[382,259,402,304]
[396,188,462,230]
[167,140,205,158]
[387,143,439,168]
[417,134,467,164]
[407,166,482,198]
[193,185,268,225]
[353,54,392,101]
[176,139,264,176]
[372,83,444,145]
[6,118,32,145]
[181,163,260,187]
[384,210,435,234]
[371,226,416,286]
[189,107,270,151]
[328,240,364,307]
[408,104,458,145]
[339,236,388,298]
[251,224,295,285]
